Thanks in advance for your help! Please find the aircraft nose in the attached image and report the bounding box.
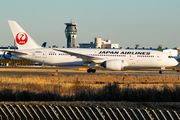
[173,59,178,66]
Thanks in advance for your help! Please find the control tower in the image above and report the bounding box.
[64,22,78,48]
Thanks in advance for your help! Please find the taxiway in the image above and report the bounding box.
[0,66,179,76]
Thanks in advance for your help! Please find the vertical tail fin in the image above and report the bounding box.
[41,42,47,47]
[8,20,41,50]
[157,45,162,51]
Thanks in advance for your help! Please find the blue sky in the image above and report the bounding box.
[0,0,180,48]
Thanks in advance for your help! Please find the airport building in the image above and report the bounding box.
[78,42,94,48]
[79,38,119,48]
[64,22,78,48]
[100,39,119,48]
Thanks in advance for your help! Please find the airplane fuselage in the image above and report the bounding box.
[12,48,178,68]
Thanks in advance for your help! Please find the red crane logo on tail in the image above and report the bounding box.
[16,32,28,45]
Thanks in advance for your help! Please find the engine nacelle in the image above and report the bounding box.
[101,59,125,71]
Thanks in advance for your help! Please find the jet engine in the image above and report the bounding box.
[101,59,125,71]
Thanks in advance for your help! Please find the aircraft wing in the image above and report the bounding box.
[0,49,15,52]
[0,49,29,55]
[9,51,29,55]
[0,49,28,55]
[53,48,104,63]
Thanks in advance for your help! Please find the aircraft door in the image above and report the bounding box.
[35,51,47,59]
[42,51,47,58]
[129,55,136,65]
[129,55,134,60]
[157,54,162,61]
[35,51,42,58]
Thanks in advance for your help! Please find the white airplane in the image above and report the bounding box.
[0,42,47,60]
[0,51,20,60]
[7,20,178,74]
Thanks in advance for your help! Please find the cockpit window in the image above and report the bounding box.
[168,56,172,58]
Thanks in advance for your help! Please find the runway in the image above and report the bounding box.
[0,66,179,76]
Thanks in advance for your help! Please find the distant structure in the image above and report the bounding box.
[79,38,119,48]
[64,22,78,48]
[79,42,94,48]
[94,38,101,48]
[0,46,18,50]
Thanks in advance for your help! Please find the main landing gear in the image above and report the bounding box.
[87,62,96,73]
[87,68,96,73]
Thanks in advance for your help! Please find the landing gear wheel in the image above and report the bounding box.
[87,69,92,73]
[87,68,96,73]
[92,69,96,73]
[159,70,163,74]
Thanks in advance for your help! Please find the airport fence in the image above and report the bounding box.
[0,104,179,120]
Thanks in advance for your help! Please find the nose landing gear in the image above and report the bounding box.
[159,70,163,74]
[159,67,165,74]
